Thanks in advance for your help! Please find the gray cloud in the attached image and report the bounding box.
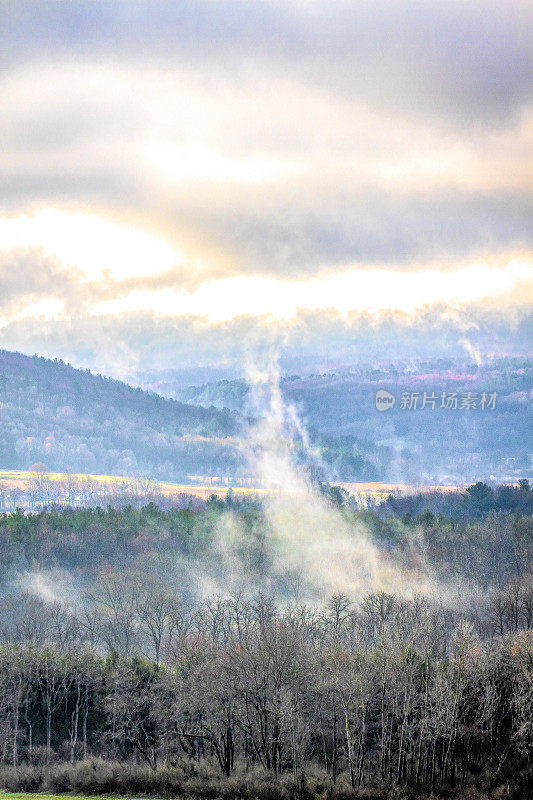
[2,1,532,124]
[1,123,531,276]
[162,189,532,272]
[0,0,531,291]
[0,249,205,321]
[0,249,82,311]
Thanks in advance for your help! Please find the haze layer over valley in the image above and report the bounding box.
[1,0,532,796]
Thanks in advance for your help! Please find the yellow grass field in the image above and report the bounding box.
[336,480,466,501]
[0,470,466,502]
[0,469,268,500]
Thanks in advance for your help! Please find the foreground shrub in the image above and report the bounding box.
[0,764,43,792]
[0,760,530,800]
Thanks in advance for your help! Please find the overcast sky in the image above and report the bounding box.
[0,0,531,376]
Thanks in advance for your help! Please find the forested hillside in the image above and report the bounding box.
[0,350,240,479]
[175,357,532,483]
[0,486,531,799]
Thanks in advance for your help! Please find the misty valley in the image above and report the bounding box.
[0,488,532,800]
[1,0,533,796]
[0,347,531,800]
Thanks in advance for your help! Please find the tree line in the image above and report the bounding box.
[0,487,531,797]
[0,589,532,798]
[1,485,532,592]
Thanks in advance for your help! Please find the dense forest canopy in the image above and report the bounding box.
[0,484,531,798]
[0,482,531,597]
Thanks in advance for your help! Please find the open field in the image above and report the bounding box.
[0,470,468,503]
[0,470,267,500]
[336,480,466,501]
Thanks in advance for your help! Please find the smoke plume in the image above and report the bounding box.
[238,345,440,601]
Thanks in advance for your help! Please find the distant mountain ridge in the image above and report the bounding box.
[1,351,530,486]
[172,357,532,484]
[0,350,241,480]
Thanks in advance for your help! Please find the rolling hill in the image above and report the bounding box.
[173,357,532,484]
[0,350,241,480]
